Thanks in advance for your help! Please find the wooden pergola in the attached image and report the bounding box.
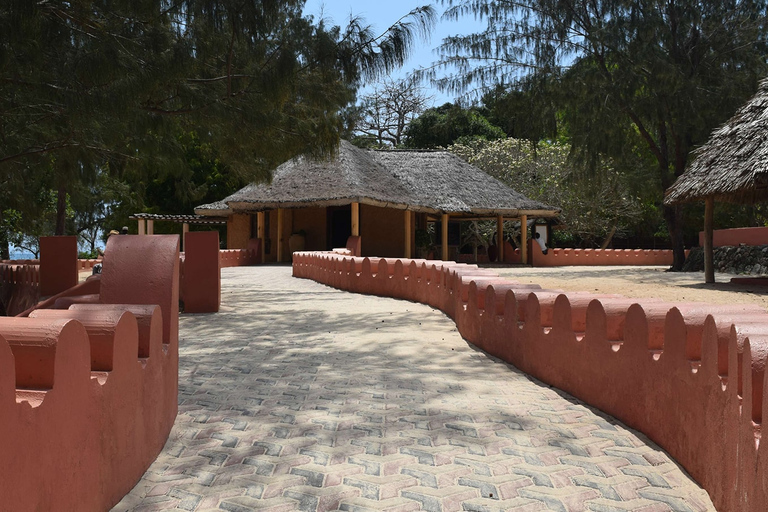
[129,213,227,251]
[665,78,768,283]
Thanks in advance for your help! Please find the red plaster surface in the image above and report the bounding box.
[293,251,768,511]
[699,226,768,247]
[530,243,675,266]
[39,236,78,296]
[219,246,259,267]
[183,231,221,313]
[0,235,179,510]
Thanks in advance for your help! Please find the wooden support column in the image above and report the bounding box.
[147,219,154,235]
[138,219,146,235]
[704,196,715,284]
[520,214,528,264]
[277,208,284,262]
[182,222,189,251]
[351,202,360,237]
[257,212,265,262]
[497,215,504,262]
[404,210,412,258]
[441,213,449,261]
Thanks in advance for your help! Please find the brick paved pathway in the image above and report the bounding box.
[113,266,715,512]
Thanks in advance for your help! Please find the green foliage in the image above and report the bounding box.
[1,1,436,248]
[404,103,505,148]
[450,138,644,247]
[435,0,768,266]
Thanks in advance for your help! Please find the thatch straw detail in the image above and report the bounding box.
[197,140,559,217]
[665,79,768,205]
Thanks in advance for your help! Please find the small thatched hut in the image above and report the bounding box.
[665,78,768,282]
[196,140,559,262]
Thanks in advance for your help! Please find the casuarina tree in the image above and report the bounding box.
[432,0,768,269]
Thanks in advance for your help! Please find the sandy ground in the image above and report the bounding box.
[82,264,768,310]
[489,265,768,310]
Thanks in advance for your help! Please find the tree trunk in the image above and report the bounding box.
[55,184,67,235]
[0,209,8,260]
[600,225,617,250]
[663,203,686,271]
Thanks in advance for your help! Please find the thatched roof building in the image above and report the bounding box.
[665,78,768,205]
[196,140,559,262]
[197,140,557,217]
[664,78,768,283]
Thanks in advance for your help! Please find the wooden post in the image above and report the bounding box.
[441,213,449,261]
[182,222,189,252]
[257,212,265,262]
[277,208,284,263]
[404,211,412,258]
[497,215,504,262]
[147,219,154,235]
[704,196,715,284]
[351,202,360,237]
[520,215,528,264]
[138,219,145,235]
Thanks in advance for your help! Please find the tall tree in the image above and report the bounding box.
[434,0,768,269]
[354,77,431,147]
[404,102,505,148]
[1,1,436,238]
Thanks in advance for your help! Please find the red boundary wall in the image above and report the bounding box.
[183,231,221,313]
[0,235,179,510]
[293,251,768,511]
[40,236,78,296]
[530,243,675,266]
[699,226,768,247]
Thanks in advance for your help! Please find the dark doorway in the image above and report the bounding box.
[327,205,352,249]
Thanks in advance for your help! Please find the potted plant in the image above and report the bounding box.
[415,228,433,259]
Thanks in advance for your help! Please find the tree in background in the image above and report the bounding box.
[404,103,505,148]
[0,1,436,252]
[450,138,643,248]
[433,0,768,269]
[353,78,431,147]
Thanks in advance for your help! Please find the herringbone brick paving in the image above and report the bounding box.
[112,266,715,512]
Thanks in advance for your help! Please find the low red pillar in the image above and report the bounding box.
[39,236,78,297]
[182,231,220,313]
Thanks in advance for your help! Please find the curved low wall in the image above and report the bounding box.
[0,235,179,510]
[531,245,676,266]
[293,251,768,511]
[0,263,40,315]
[220,248,259,267]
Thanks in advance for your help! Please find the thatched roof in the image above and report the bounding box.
[193,201,232,216]
[665,79,768,205]
[198,140,559,217]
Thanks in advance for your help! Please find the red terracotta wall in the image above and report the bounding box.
[183,231,220,313]
[293,251,768,511]
[698,226,768,247]
[0,235,179,511]
[530,242,675,266]
[39,236,78,296]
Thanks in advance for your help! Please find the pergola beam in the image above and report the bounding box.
[520,214,528,264]
[704,197,715,283]
[442,213,449,261]
[351,202,360,237]
[277,208,284,263]
[404,210,412,258]
[497,215,504,262]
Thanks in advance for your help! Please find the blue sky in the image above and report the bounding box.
[302,1,485,106]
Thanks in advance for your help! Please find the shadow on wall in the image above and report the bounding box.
[293,250,768,512]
